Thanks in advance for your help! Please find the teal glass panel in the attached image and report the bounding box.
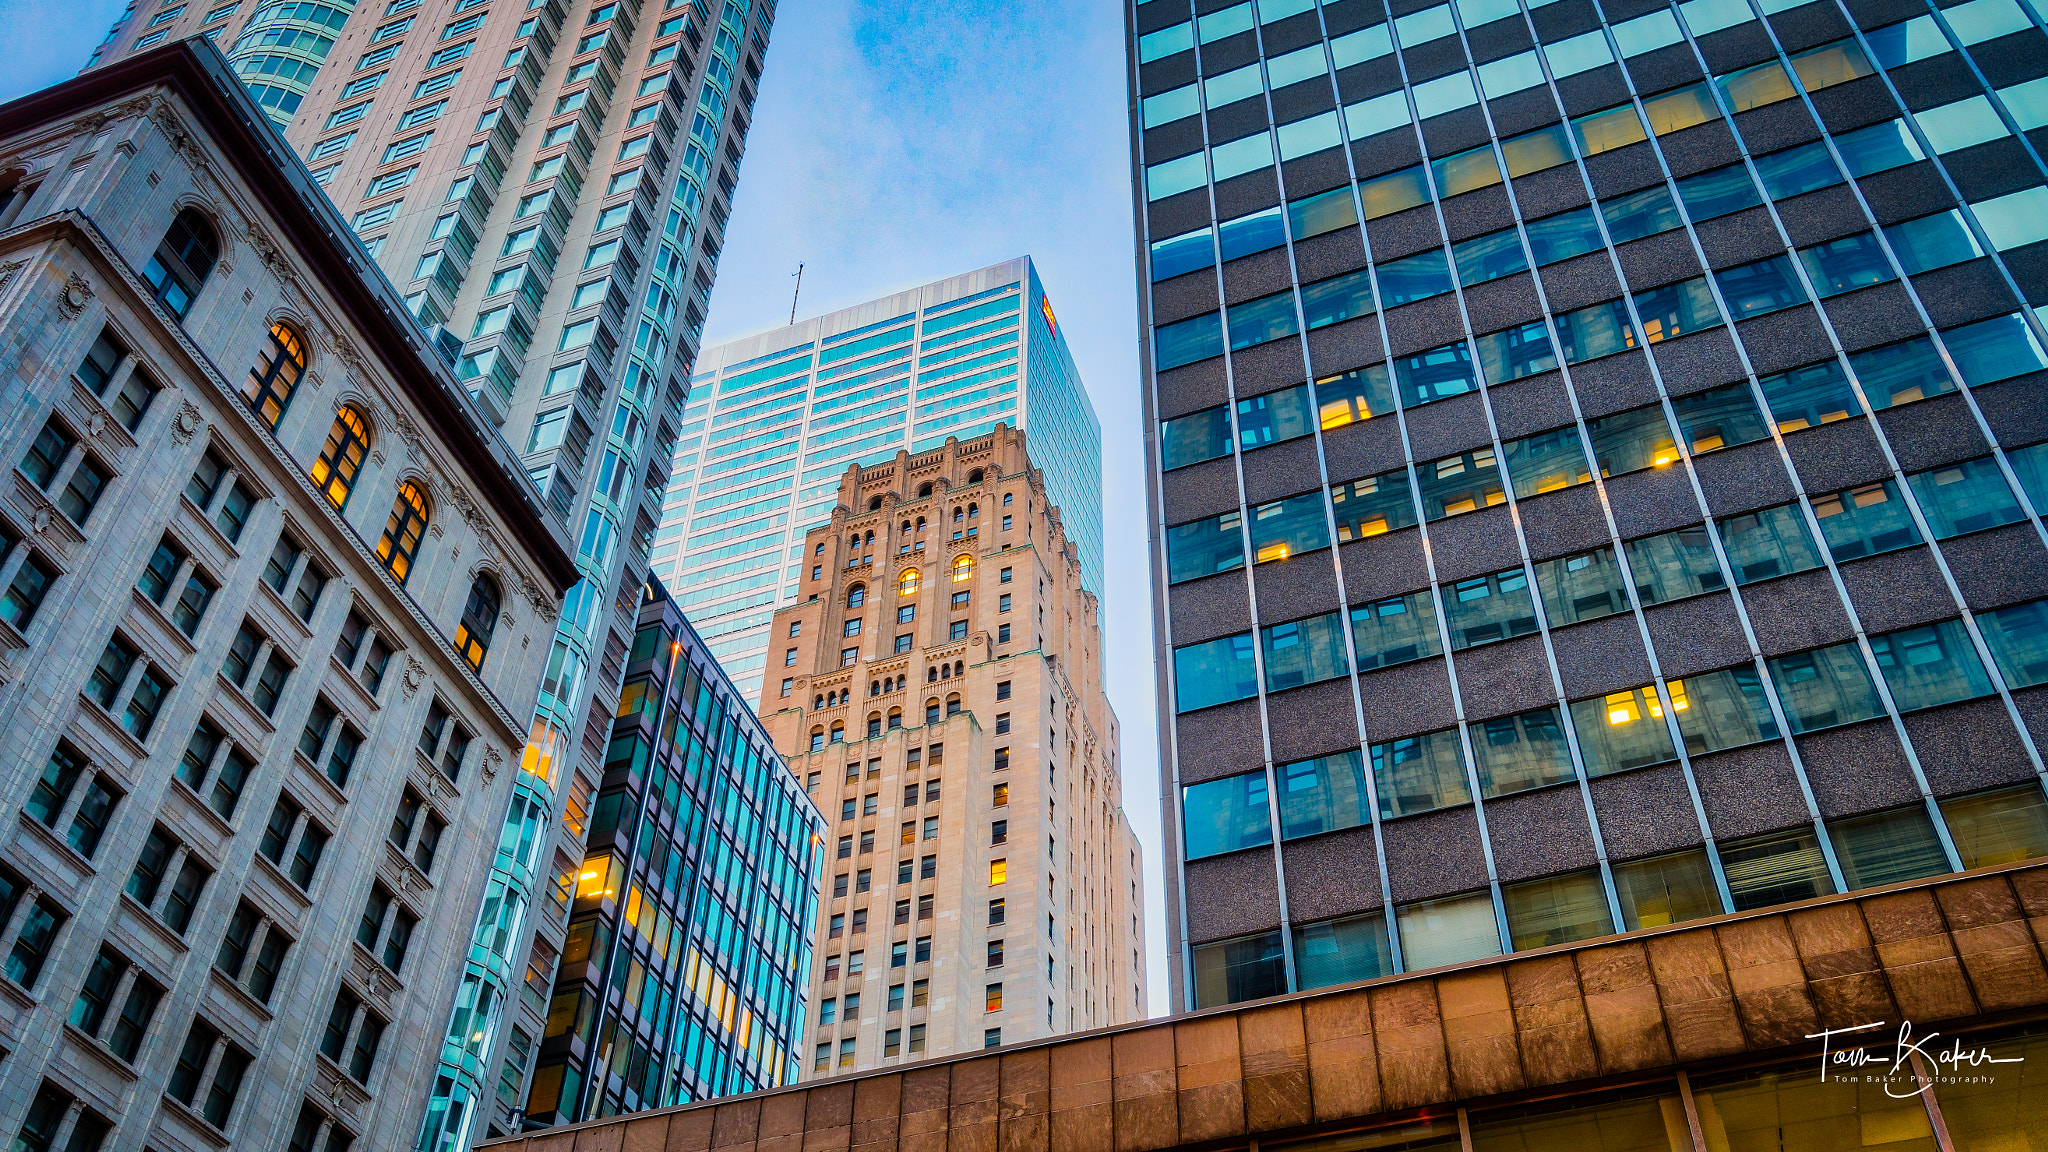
[1471,707,1575,798]
[1331,468,1418,540]
[1394,341,1477,407]
[1161,405,1231,470]
[1183,770,1271,859]
[1718,502,1824,584]
[1263,611,1350,691]
[1811,479,1921,561]
[1166,511,1245,583]
[1247,492,1331,563]
[1766,641,1884,732]
[1444,567,1538,649]
[1372,728,1470,818]
[1350,590,1440,668]
[1277,751,1370,839]
[1908,456,2024,538]
[1476,321,1557,385]
[1869,618,1995,711]
[1174,632,1259,712]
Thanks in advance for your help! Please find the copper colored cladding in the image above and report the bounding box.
[478,856,2048,1151]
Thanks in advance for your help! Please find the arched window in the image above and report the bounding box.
[143,208,218,317]
[939,664,950,680]
[814,695,825,710]
[311,405,369,508]
[946,694,962,717]
[968,469,984,484]
[915,517,926,532]
[377,481,430,584]
[953,661,964,677]
[925,699,940,725]
[848,534,860,551]
[953,507,963,523]
[864,530,875,546]
[901,520,911,536]
[870,680,881,696]
[952,554,974,582]
[968,503,979,518]
[454,575,500,671]
[887,708,902,730]
[899,569,921,596]
[847,584,866,608]
[927,667,937,684]
[867,713,881,739]
[243,321,305,428]
[918,482,934,497]
[810,727,825,753]
[829,722,844,743]
[868,495,883,511]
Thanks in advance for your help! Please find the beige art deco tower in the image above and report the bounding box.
[758,425,1147,1078]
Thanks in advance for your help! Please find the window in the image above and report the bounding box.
[243,322,305,427]
[1717,502,1824,584]
[1613,849,1723,929]
[1445,568,1538,649]
[142,208,218,317]
[455,576,500,670]
[1569,686,1677,776]
[1721,827,1836,910]
[0,545,57,632]
[312,406,370,507]
[1766,641,1884,733]
[377,482,430,583]
[1193,930,1287,1008]
[1810,480,1920,561]
[1909,456,2025,539]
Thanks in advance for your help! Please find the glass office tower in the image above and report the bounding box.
[649,257,1106,700]
[524,578,822,1125]
[87,0,782,1143]
[1129,0,2048,1010]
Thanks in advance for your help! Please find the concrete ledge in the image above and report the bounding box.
[485,858,2048,1151]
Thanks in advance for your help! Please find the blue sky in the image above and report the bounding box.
[1,0,1171,1017]
[706,0,1167,1017]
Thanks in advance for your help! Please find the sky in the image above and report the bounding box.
[0,0,1172,1019]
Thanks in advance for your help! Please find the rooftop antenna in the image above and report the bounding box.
[789,262,804,326]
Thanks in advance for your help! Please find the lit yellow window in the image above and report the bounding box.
[989,859,1007,885]
[952,554,974,582]
[899,568,921,595]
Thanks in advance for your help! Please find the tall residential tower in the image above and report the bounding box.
[650,259,1105,701]
[1128,0,2048,1010]
[758,426,1147,1077]
[84,0,785,1143]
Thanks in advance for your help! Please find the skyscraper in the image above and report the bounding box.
[649,258,1106,701]
[756,426,1147,1077]
[0,45,576,1152]
[84,0,781,1142]
[1128,0,2048,1010]
[523,577,823,1125]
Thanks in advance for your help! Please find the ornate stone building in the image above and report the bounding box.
[0,42,577,1151]
[757,425,1148,1079]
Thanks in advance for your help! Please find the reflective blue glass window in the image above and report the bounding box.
[1907,456,2025,538]
[1671,666,1779,754]
[1714,255,1808,320]
[1526,207,1603,266]
[1476,321,1558,385]
[1419,448,1506,519]
[1373,729,1470,818]
[1503,426,1593,497]
[1885,210,1983,274]
[1535,545,1631,626]
[1236,383,1315,449]
[1471,707,1575,797]
[1569,685,1677,776]
[1759,359,1861,431]
[1183,771,1271,859]
[1601,184,1684,243]
[1150,226,1215,282]
[1632,277,1722,343]
[1228,291,1299,350]
[1350,589,1440,668]
[1290,185,1359,241]
[1555,299,1637,363]
[1799,232,1895,298]
[1277,751,1371,839]
[1671,383,1769,453]
[1718,501,1825,584]
[1160,405,1231,469]
[1218,207,1287,262]
[1247,492,1331,563]
[1453,228,1529,286]
[1833,118,1925,177]
[1376,250,1454,305]
[1942,313,2048,386]
[1301,269,1375,329]
[1588,404,1678,477]
[1811,479,1921,561]
[1315,365,1395,428]
[1166,511,1244,583]
[1869,619,1995,711]
[1626,525,1728,603]
[1676,163,1762,221]
[1263,611,1350,691]
[1174,632,1259,712]
[1977,598,2048,688]
[2010,441,2048,513]
[1157,311,1224,370]
[1293,912,1391,990]
[1752,141,1843,199]
[1851,335,1956,411]
[1331,469,1418,540]
[1395,341,1478,408]
[1445,566,1538,649]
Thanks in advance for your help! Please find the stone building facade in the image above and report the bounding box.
[0,43,576,1152]
[757,426,1148,1079]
